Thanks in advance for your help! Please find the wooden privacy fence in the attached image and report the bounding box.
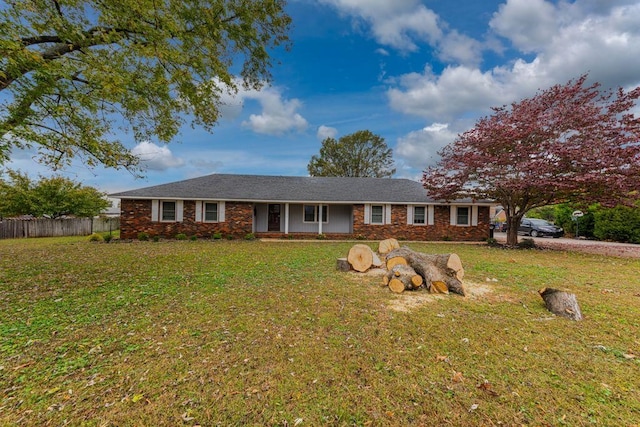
[0,217,120,239]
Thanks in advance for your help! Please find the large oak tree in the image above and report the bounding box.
[308,130,396,178]
[0,0,291,173]
[422,75,640,246]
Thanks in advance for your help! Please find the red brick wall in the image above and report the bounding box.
[119,200,254,239]
[351,204,490,241]
[120,199,490,241]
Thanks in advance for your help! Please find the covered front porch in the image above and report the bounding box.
[253,203,353,235]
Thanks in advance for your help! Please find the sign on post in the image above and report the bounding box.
[572,210,584,238]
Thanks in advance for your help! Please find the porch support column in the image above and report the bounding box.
[318,204,323,235]
[284,203,290,235]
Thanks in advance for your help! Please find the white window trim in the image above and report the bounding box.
[303,204,329,224]
[194,201,226,223]
[365,204,392,225]
[151,199,159,222]
[408,205,433,226]
[369,204,385,225]
[158,200,182,223]
[450,205,477,227]
[203,201,220,223]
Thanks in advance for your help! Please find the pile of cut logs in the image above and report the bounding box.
[338,238,584,321]
[338,238,466,296]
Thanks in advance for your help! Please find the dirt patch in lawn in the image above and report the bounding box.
[387,281,495,312]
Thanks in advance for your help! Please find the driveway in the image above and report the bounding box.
[493,232,640,258]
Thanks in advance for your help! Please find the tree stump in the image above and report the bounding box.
[336,257,351,272]
[538,288,583,321]
[347,244,374,272]
[386,247,466,296]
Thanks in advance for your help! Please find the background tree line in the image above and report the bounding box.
[527,203,640,244]
[0,171,110,219]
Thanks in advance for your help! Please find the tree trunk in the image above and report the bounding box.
[505,214,522,246]
[386,247,466,296]
[347,244,374,272]
[538,288,583,321]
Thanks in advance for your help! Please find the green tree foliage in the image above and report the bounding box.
[594,205,640,243]
[0,0,291,173]
[0,170,110,218]
[307,130,396,178]
[527,202,640,242]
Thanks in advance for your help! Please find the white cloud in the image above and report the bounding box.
[131,141,185,171]
[437,30,484,66]
[218,90,244,120]
[242,88,309,135]
[489,0,558,53]
[211,78,309,135]
[387,65,514,121]
[387,1,640,122]
[317,125,338,140]
[395,123,457,170]
[319,0,442,52]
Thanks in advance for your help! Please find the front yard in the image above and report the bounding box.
[1,237,639,426]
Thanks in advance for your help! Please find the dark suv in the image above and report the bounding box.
[518,218,564,238]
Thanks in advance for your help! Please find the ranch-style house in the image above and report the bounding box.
[110,174,494,241]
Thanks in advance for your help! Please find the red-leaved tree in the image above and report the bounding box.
[422,75,640,246]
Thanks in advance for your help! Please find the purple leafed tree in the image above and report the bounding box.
[422,75,640,246]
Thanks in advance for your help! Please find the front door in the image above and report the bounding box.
[268,204,281,231]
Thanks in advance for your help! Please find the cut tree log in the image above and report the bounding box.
[336,257,351,272]
[429,281,449,294]
[386,255,408,270]
[371,252,383,268]
[386,247,466,296]
[385,264,423,293]
[538,288,583,321]
[378,238,400,255]
[347,244,374,272]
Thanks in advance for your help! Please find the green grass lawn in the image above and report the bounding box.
[1,237,639,426]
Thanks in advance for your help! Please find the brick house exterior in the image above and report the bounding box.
[112,174,493,241]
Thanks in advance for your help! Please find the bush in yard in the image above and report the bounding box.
[137,232,150,241]
[594,205,640,243]
[517,238,536,249]
[486,237,498,246]
[175,233,188,240]
[103,234,113,243]
[212,232,223,240]
[88,233,103,242]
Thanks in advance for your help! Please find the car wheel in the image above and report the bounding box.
[530,230,539,237]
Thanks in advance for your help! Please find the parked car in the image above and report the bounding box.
[518,218,564,238]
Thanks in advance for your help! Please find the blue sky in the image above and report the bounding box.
[5,0,640,197]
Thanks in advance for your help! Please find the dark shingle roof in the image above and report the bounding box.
[110,174,484,204]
